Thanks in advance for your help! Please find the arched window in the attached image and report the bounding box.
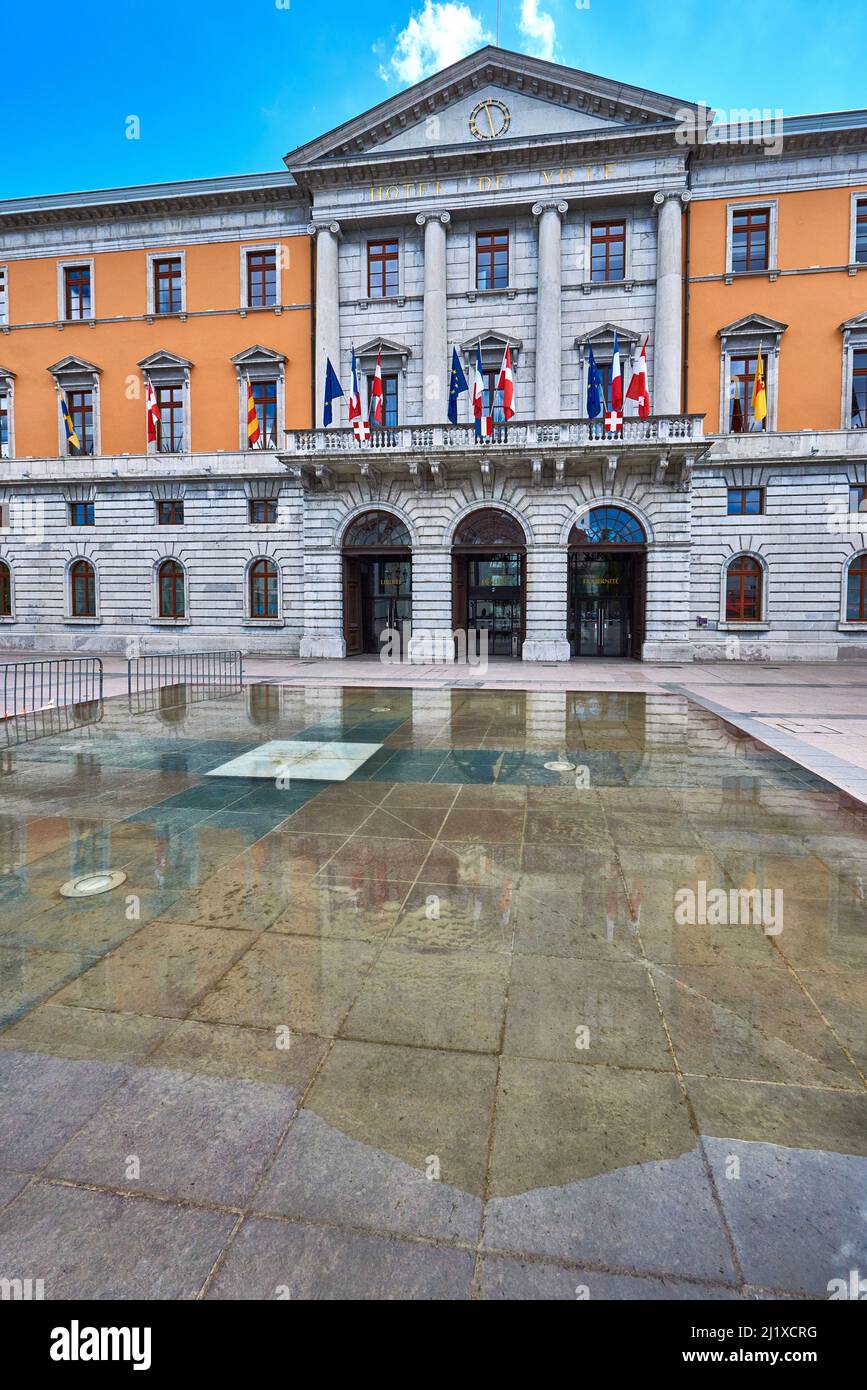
[453,508,526,548]
[343,511,411,548]
[0,561,11,618]
[158,560,185,618]
[249,558,279,619]
[846,554,867,622]
[725,554,763,622]
[569,507,646,546]
[70,559,96,618]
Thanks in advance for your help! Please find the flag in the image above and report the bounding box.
[246,379,261,447]
[730,379,744,434]
[353,418,371,443]
[610,332,623,411]
[472,343,492,438]
[604,408,623,435]
[348,347,362,426]
[751,348,767,428]
[586,345,603,419]
[625,336,651,419]
[145,378,161,445]
[447,346,469,425]
[369,349,383,426]
[322,357,343,427]
[58,387,81,455]
[497,344,515,421]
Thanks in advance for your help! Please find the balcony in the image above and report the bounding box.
[279,415,706,487]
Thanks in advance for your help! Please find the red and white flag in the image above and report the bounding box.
[497,344,515,421]
[352,418,370,443]
[145,378,161,444]
[368,349,383,427]
[625,336,651,420]
[610,332,623,412]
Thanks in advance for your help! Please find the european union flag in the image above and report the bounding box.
[447,346,469,425]
[322,357,344,428]
[586,345,603,420]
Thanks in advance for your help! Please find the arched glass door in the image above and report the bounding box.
[342,510,412,655]
[568,507,647,659]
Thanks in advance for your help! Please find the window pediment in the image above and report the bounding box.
[718,314,787,342]
[48,355,101,380]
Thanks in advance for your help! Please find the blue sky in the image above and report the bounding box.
[2,0,864,199]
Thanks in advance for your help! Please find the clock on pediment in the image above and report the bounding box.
[469,97,511,141]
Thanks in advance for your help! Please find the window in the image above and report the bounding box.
[727,487,765,515]
[70,560,96,618]
[729,355,767,432]
[0,267,6,325]
[726,555,763,622]
[476,231,509,290]
[0,561,10,618]
[482,368,505,422]
[0,392,8,458]
[158,560,185,619]
[64,265,92,320]
[590,221,626,282]
[851,349,867,427]
[69,501,94,527]
[731,208,770,273]
[246,249,277,308]
[856,198,867,265]
[157,499,184,525]
[367,373,398,428]
[152,257,183,315]
[249,499,277,524]
[155,385,184,452]
[367,240,399,298]
[569,507,646,546]
[249,558,279,618]
[66,390,95,455]
[249,380,278,447]
[850,485,867,514]
[846,554,867,622]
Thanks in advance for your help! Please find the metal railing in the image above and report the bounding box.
[0,657,104,750]
[127,650,244,700]
[1,657,104,719]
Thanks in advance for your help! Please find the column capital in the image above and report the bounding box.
[416,211,451,227]
[652,190,691,207]
[307,220,342,238]
[531,199,568,218]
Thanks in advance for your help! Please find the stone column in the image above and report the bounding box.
[652,192,688,416]
[522,546,571,662]
[532,200,568,421]
[418,212,450,424]
[309,221,341,426]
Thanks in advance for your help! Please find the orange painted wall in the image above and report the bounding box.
[3,236,312,455]
[687,186,867,432]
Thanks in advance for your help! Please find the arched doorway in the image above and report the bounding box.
[452,508,526,658]
[568,506,647,659]
[342,510,412,656]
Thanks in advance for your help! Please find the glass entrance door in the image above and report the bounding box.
[360,557,411,653]
[570,552,634,658]
[466,553,523,657]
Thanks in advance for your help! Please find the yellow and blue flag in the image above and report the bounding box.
[58,388,81,454]
[447,346,469,424]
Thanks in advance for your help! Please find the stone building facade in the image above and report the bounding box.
[1,46,866,661]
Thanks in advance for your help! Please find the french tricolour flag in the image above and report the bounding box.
[473,343,492,438]
[497,344,515,421]
[610,332,623,412]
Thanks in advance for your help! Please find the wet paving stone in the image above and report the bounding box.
[0,683,865,1300]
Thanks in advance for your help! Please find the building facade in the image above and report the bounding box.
[1,47,866,661]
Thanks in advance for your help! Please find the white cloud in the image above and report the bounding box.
[380,1,493,86]
[519,0,556,60]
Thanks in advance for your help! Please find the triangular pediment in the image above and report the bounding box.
[841,311,867,332]
[47,355,101,377]
[137,349,194,370]
[459,328,523,355]
[576,322,641,349]
[718,313,788,339]
[286,46,704,170]
[355,336,412,363]
[230,344,287,367]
